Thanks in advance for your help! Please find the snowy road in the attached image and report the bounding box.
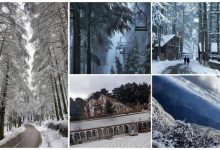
[0,124,41,148]
[72,133,151,148]
[162,63,194,74]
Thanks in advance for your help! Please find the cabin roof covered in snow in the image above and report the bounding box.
[70,112,150,131]
[154,34,176,47]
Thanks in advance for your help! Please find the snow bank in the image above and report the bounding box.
[152,59,182,74]
[209,60,220,65]
[44,120,68,137]
[71,133,151,148]
[0,126,25,146]
[190,59,220,74]
[34,123,68,148]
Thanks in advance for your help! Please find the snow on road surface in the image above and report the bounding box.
[34,124,68,148]
[71,133,151,148]
[0,126,25,146]
[153,59,220,74]
[152,60,182,74]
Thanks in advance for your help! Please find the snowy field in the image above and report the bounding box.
[152,59,220,74]
[71,133,151,148]
[34,123,68,148]
[0,126,25,146]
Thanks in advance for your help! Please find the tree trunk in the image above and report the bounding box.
[53,53,67,115]
[57,73,67,115]
[0,57,9,140]
[72,3,81,74]
[208,3,213,55]
[53,76,64,120]
[198,3,202,63]
[50,74,59,121]
[203,2,208,64]
[217,3,220,55]
[0,31,6,57]
[87,3,91,74]
[61,75,67,104]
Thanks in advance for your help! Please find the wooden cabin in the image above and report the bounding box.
[153,34,180,61]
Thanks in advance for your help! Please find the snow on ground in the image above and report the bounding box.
[209,59,220,65]
[152,59,181,74]
[71,132,151,148]
[71,112,150,131]
[190,59,220,74]
[34,123,68,148]
[152,59,220,74]
[0,126,25,146]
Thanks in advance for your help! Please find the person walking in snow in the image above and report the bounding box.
[184,56,187,65]
[186,57,190,66]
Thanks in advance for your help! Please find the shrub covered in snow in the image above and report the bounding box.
[46,121,68,137]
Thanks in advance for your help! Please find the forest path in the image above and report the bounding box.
[0,124,41,148]
[162,63,194,74]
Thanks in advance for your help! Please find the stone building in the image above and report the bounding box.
[70,112,151,145]
[84,94,132,118]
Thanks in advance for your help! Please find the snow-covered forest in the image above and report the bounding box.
[152,2,220,74]
[70,2,151,74]
[0,2,67,148]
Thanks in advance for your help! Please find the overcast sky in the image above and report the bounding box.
[182,75,220,94]
[193,75,220,93]
[69,75,151,99]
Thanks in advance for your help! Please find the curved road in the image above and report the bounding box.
[162,63,194,74]
[0,124,41,148]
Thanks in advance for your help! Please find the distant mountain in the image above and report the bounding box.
[153,76,220,130]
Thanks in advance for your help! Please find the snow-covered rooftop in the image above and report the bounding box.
[70,112,150,131]
[154,34,176,47]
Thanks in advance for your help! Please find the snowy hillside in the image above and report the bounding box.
[153,97,220,148]
[152,97,175,132]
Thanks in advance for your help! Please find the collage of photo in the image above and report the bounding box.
[0,1,220,149]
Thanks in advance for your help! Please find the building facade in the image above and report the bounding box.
[84,94,132,118]
[70,112,151,145]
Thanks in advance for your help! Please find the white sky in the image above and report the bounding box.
[20,3,35,89]
[69,75,151,99]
